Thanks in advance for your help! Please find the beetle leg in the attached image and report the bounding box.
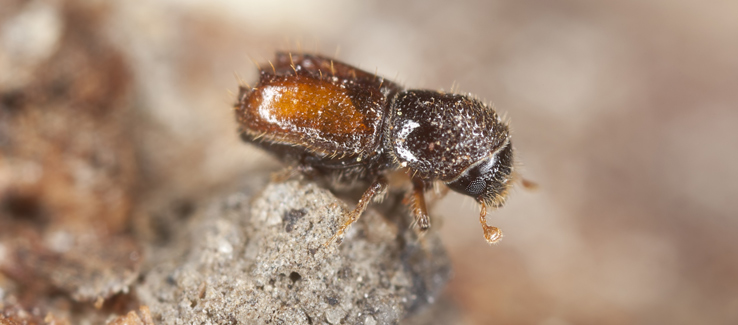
[325,176,389,247]
[407,177,431,232]
[477,200,503,244]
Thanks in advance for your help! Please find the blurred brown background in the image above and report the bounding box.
[3,0,737,324]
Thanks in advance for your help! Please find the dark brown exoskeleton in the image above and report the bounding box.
[235,52,517,245]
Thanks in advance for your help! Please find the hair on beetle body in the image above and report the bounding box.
[235,52,521,246]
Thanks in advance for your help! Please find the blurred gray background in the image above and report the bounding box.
[5,0,737,323]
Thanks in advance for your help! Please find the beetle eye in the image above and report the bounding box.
[466,178,486,196]
[445,155,495,198]
[444,141,513,201]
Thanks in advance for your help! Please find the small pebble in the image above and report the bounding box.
[326,308,345,324]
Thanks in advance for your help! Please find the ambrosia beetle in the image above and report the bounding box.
[236,52,518,245]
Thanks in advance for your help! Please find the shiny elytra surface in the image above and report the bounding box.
[236,53,400,161]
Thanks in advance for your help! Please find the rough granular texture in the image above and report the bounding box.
[138,180,451,324]
[107,306,156,325]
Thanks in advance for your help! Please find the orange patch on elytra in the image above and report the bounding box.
[251,77,367,136]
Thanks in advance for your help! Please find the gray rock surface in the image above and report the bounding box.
[138,180,451,324]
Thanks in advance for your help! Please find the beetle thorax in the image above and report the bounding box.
[387,90,510,181]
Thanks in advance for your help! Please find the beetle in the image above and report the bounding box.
[235,52,517,245]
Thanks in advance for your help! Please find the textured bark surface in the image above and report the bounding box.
[138,180,452,324]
